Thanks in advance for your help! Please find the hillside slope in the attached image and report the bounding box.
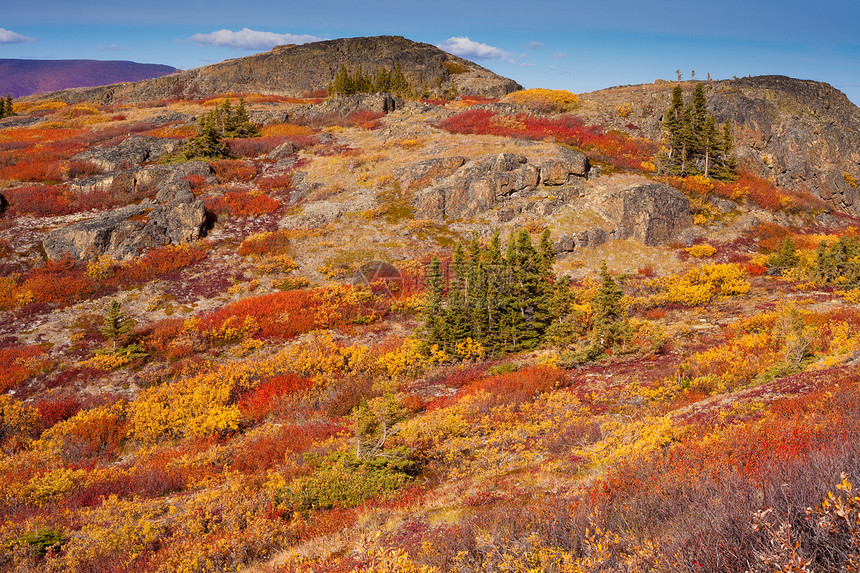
[30,36,522,104]
[0,59,177,98]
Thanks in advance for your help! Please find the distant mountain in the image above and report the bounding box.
[0,59,177,98]
[29,36,522,104]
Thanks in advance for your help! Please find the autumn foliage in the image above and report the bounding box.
[436,109,657,170]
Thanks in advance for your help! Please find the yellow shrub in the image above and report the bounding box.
[255,254,298,275]
[658,263,750,306]
[78,352,134,371]
[615,103,633,118]
[0,395,39,440]
[86,254,118,279]
[455,337,486,361]
[24,467,88,506]
[501,88,579,113]
[684,244,717,258]
[129,368,241,444]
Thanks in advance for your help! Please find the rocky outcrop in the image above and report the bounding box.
[292,93,402,122]
[31,36,523,105]
[598,183,692,245]
[72,136,181,172]
[43,163,210,261]
[577,76,860,215]
[410,150,589,220]
[396,157,466,192]
[709,76,860,213]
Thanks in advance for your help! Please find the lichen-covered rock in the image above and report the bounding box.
[540,148,590,185]
[72,136,181,171]
[600,183,692,245]
[291,93,402,125]
[395,156,465,191]
[412,150,588,220]
[42,164,209,262]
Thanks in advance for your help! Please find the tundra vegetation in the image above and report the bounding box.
[0,78,859,573]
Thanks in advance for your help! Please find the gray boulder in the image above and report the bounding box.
[412,153,541,219]
[42,171,208,262]
[72,136,181,171]
[539,148,590,185]
[600,183,692,245]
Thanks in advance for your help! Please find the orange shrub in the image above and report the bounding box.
[238,230,292,258]
[260,123,315,138]
[0,346,48,393]
[206,191,280,217]
[116,243,208,283]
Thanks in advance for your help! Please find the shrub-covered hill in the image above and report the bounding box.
[28,36,523,106]
[0,84,859,572]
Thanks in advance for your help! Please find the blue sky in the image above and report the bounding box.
[2,0,859,104]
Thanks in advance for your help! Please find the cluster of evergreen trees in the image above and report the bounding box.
[0,95,15,119]
[660,84,736,180]
[179,97,259,160]
[769,235,860,287]
[329,65,412,98]
[423,229,557,354]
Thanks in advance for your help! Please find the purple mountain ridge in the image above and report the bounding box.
[0,59,177,98]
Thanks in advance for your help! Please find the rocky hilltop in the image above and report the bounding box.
[32,36,522,104]
[577,75,860,214]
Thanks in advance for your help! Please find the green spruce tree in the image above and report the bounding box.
[101,299,132,349]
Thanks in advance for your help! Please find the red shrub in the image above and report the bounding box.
[21,258,98,305]
[209,159,260,182]
[459,365,567,404]
[182,173,208,193]
[436,110,657,170]
[35,394,83,428]
[232,422,341,473]
[257,174,293,194]
[66,160,103,179]
[201,289,321,339]
[138,318,186,355]
[238,373,314,422]
[227,136,294,158]
[3,185,71,216]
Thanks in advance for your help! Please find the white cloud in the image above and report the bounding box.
[0,28,35,44]
[438,37,509,60]
[520,62,537,67]
[186,28,321,51]
[553,52,568,59]
[527,41,544,50]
